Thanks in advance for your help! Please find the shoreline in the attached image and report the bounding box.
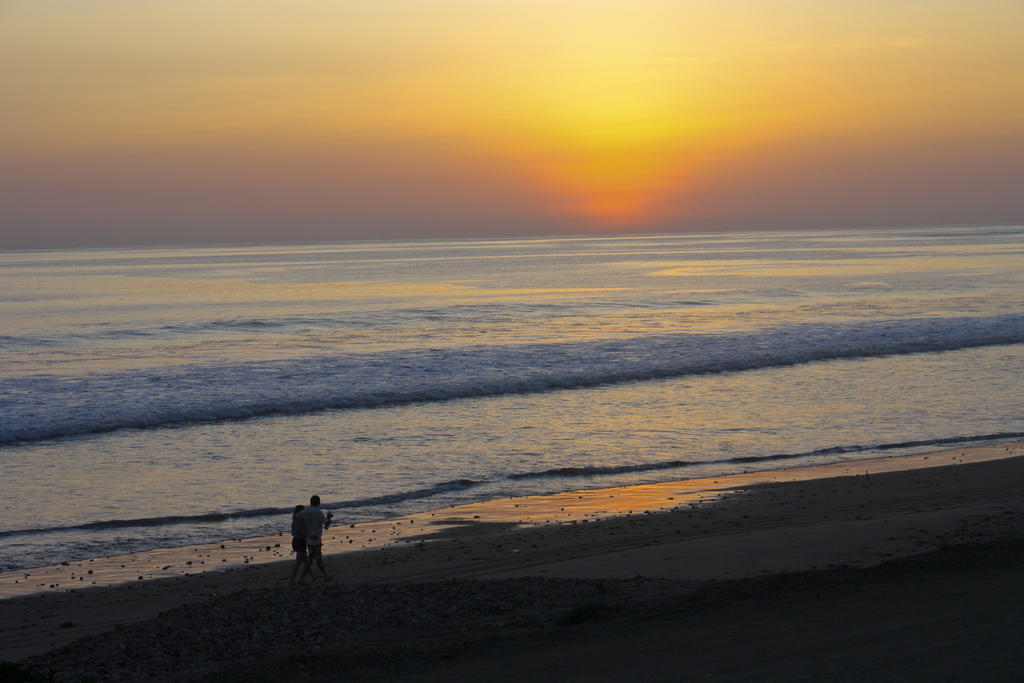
[2,439,1022,664]
[1,439,1019,599]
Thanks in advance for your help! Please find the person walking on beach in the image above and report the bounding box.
[297,495,333,581]
[288,504,308,585]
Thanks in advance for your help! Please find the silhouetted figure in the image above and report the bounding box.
[297,495,333,581]
[288,504,307,585]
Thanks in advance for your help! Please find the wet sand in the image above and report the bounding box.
[2,440,1023,670]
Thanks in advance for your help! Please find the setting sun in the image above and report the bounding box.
[2,0,1022,247]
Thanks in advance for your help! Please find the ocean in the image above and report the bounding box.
[2,226,1023,571]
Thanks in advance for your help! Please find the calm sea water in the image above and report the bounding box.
[2,227,1023,570]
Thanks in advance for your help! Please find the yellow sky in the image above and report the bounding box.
[2,1,1023,247]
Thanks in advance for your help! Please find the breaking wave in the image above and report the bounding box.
[3,314,1023,445]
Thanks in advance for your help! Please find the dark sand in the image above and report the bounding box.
[2,441,1023,680]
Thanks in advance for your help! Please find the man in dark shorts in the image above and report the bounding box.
[297,495,333,581]
[289,504,308,585]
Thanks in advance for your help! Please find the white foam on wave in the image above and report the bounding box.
[3,314,1024,444]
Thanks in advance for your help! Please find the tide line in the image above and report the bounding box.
[1,439,1020,599]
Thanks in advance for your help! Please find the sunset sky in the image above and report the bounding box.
[3,1,1023,249]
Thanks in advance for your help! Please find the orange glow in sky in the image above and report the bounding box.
[2,1,1023,248]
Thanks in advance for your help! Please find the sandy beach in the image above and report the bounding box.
[3,440,1024,680]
